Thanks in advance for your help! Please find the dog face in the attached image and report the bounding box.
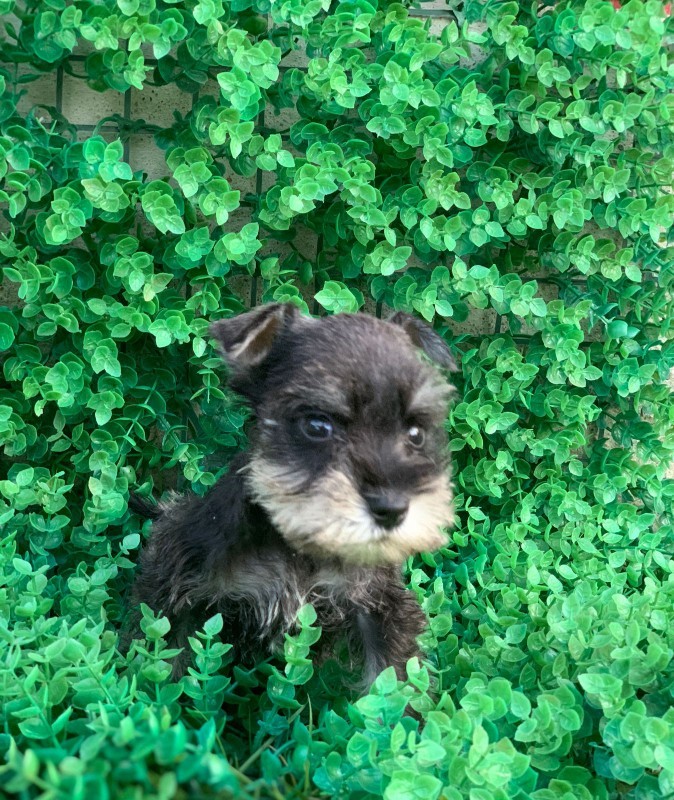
[211,304,457,566]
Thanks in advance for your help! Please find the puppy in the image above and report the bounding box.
[127,304,457,685]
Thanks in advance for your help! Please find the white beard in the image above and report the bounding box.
[244,459,454,566]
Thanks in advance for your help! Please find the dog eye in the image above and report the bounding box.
[299,414,334,442]
[407,425,425,447]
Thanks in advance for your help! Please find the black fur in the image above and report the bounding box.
[127,493,160,520]
[125,306,456,685]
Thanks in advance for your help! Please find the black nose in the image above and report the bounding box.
[363,492,409,530]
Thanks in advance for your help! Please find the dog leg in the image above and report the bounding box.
[356,583,426,685]
[123,557,201,678]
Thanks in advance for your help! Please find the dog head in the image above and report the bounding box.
[211,304,457,566]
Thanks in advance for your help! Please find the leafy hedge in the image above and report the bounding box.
[1,0,674,797]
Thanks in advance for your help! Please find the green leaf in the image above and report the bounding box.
[385,771,443,800]
[578,673,622,696]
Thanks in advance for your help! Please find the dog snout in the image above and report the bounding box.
[363,491,409,529]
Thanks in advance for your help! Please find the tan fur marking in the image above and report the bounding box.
[408,377,454,417]
[245,459,453,566]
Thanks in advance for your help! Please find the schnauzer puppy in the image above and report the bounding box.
[127,303,457,684]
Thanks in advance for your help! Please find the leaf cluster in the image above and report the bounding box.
[0,0,673,797]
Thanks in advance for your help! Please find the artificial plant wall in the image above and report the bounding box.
[0,0,674,798]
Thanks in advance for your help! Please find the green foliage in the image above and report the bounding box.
[1,0,674,797]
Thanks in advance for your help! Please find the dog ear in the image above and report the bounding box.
[210,303,300,368]
[389,312,458,372]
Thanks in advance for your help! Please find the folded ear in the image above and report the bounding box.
[389,312,458,372]
[210,303,300,370]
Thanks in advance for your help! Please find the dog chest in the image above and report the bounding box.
[210,554,375,647]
